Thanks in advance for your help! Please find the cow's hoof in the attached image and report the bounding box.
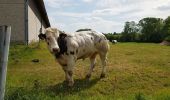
[85,74,91,79]
[68,81,74,87]
[100,73,105,78]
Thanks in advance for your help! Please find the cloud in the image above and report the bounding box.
[82,0,95,3]
[65,18,123,33]
[44,0,170,33]
[50,11,90,18]
[157,6,170,11]
[44,0,77,8]
[48,16,65,30]
[157,1,170,11]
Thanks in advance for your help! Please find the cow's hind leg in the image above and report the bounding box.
[86,53,97,79]
[99,53,107,78]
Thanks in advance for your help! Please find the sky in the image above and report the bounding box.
[44,0,170,33]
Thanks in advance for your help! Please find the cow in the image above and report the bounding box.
[111,40,117,44]
[38,28,109,86]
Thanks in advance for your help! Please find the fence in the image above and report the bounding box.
[0,26,11,100]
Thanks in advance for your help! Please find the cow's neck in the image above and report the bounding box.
[55,52,62,59]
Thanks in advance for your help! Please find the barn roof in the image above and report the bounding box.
[34,0,51,27]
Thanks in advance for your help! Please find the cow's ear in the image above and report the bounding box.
[38,33,46,40]
[59,32,67,38]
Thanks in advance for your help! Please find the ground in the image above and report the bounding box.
[5,42,170,100]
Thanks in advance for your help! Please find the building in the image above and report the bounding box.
[0,0,50,44]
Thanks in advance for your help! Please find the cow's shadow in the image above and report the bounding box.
[45,78,100,95]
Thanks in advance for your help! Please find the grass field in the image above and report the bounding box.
[5,42,170,100]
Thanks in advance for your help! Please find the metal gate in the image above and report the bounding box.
[0,26,11,100]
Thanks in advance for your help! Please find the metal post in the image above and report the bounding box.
[0,26,11,100]
[25,0,29,45]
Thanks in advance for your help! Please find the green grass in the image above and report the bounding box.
[5,42,170,100]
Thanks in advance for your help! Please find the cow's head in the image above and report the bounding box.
[39,27,67,54]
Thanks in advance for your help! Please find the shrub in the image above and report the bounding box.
[164,36,170,42]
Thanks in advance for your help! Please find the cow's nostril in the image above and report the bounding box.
[52,48,58,52]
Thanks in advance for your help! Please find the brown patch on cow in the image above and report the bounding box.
[91,37,93,40]
[90,52,97,59]
[70,51,74,55]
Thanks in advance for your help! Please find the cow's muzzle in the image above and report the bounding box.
[52,48,59,53]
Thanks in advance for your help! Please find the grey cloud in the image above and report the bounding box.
[157,5,170,11]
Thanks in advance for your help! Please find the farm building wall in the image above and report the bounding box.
[0,0,25,43]
[28,0,47,43]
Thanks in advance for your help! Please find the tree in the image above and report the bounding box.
[162,16,170,37]
[138,17,164,42]
[123,21,139,34]
[121,21,139,42]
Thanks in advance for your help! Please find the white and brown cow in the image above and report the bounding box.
[39,28,109,86]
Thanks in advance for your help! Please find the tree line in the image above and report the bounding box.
[105,16,170,43]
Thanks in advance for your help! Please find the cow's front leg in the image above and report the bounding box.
[62,68,70,83]
[67,70,74,86]
[66,55,75,87]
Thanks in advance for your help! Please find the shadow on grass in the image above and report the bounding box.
[5,78,100,100]
[5,87,42,100]
[46,78,101,95]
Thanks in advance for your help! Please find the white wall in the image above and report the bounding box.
[28,0,46,43]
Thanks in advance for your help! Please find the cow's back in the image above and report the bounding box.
[72,30,109,58]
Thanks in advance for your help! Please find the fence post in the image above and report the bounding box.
[0,26,11,100]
